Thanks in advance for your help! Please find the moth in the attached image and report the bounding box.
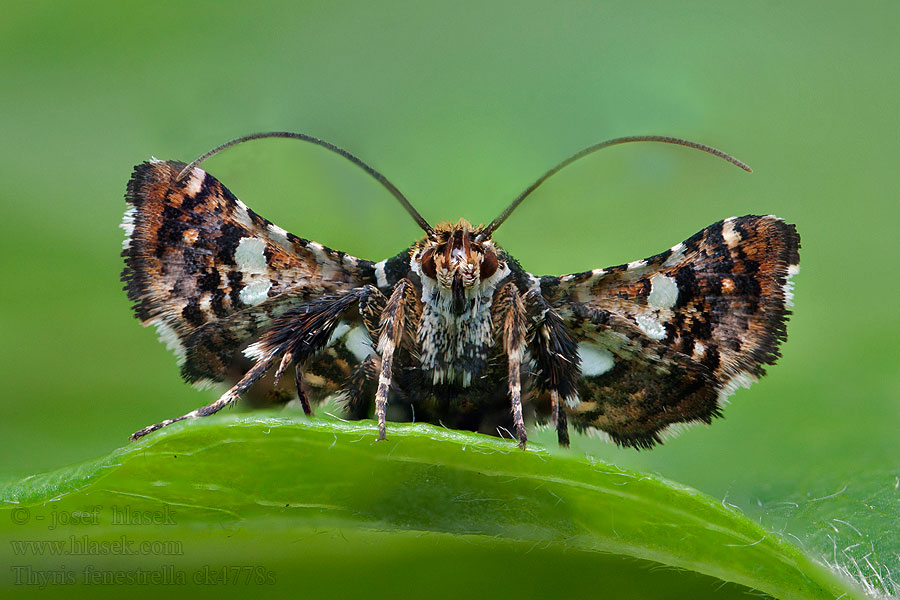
[122,132,799,449]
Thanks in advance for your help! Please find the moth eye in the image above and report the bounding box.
[480,250,498,279]
[421,248,437,279]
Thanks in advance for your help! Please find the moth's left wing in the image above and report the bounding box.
[539,215,800,448]
[122,160,377,390]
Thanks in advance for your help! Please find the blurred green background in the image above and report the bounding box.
[1,0,898,596]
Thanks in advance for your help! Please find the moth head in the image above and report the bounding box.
[413,220,503,305]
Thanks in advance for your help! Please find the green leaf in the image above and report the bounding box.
[0,416,867,599]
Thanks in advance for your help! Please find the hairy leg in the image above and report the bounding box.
[374,280,414,440]
[495,283,528,449]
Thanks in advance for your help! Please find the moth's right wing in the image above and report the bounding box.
[537,215,800,448]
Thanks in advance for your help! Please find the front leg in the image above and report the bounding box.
[374,279,416,440]
[494,283,528,449]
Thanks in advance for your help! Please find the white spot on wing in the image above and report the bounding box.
[784,264,800,307]
[306,240,333,264]
[344,325,373,361]
[184,168,204,196]
[235,237,268,273]
[664,242,686,267]
[722,217,742,248]
[235,237,271,305]
[374,260,388,288]
[151,320,186,365]
[578,342,615,377]
[120,207,136,250]
[267,223,289,244]
[627,259,647,271]
[327,322,351,347]
[239,280,271,306]
[635,314,666,340]
[648,273,678,309]
[232,199,254,228]
[692,341,706,360]
[717,371,758,406]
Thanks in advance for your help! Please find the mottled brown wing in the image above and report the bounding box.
[541,215,800,448]
[122,160,377,389]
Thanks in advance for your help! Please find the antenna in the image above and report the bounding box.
[176,131,434,235]
[475,135,752,241]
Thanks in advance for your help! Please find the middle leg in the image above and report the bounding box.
[525,290,579,447]
[374,279,415,440]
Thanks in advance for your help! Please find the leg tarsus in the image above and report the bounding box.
[294,362,312,415]
[129,357,273,441]
[556,410,570,447]
[513,402,527,450]
[551,390,571,447]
